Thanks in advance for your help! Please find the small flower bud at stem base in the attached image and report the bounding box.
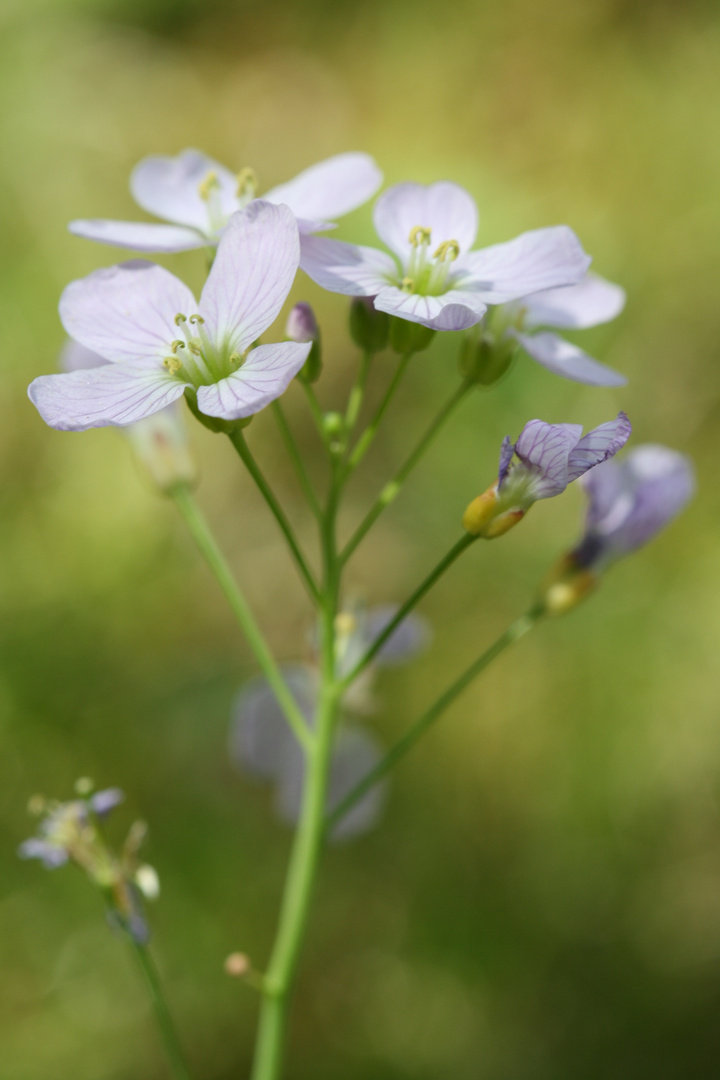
[540,555,598,616]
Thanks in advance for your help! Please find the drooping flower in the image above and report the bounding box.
[29,202,311,431]
[19,783,158,944]
[68,149,382,255]
[463,412,632,538]
[300,180,591,331]
[230,605,430,841]
[60,339,198,488]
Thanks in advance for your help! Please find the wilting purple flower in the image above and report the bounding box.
[301,180,590,331]
[501,272,627,386]
[572,444,695,570]
[230,606,429,840]
[68,150,382,256]
[463,413,632,537]
[29,202,310,431]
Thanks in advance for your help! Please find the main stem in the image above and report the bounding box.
[170,485,312,752]
[249,466,342,1080]
[131,940,193,1080]
[327,603,546,831]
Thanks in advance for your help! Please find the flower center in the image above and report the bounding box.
[401,226,461,296]
[162,313,243,387]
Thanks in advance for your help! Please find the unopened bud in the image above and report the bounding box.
[389,316,435,355]
[349,297,390,353]
[224,952,251,977]
[135,864,160,900]
[287,303,322,382]
[74,777,94,796]
[322,411,344,440]
[462,484,527,539]
[459,330,517,386]
[126,405,198,491]
[540,554,598,615]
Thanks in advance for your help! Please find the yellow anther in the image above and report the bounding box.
[236,167,258,199]
[433,239,460,262]
[409,225,432,247]
[163,357,182,374]
[189,314,204,325]
[198,171,220,201]
[188,342,202,355]
[174,313,187,326]
[400,276,415,293]
[228,352,243,368]
[170,340,186,353]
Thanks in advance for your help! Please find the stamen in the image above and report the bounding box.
[174,313,187,326]
[409,226,432,247]
[170,340,186,354]
[163,357,182,374]
[400,277,415,293]
[228,352,243,369]
[198,171,220,202]
[236,167,258,202]
[188,314,204,325]
[433,239,460,262]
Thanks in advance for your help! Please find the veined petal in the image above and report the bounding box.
[263,152,382,222]
[60,261,197,364]
[196,341,310,421]
[566,412,632,482]
[515,419,583,498]
[522,273,626,330]
[28,361,188,431]
[373,181,478,264]
[299,234,396,294]
[68,219,206,253]
[60,339,107,373]
[199,203,300,353]
[455,226,591,304]
[514,330,627,387]
[498,435,515,488]
[374,286,486,330]
[130,149,239,230]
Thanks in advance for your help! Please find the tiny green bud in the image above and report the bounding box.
[322,411,345,439]
[388,316,435,355]
[349,297,390,352]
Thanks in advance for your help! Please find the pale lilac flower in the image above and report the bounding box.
[230,605,429,840]
[301,180,591,331]
[507,272,627,386]
[572,444,695,571]
[29,202,310,431]
[69,150,382,255]
[463,413,632,537]
[60,339,197,488]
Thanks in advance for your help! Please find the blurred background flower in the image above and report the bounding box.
[0,0,717,1077]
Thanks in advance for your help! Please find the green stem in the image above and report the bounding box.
[343,350,373,440]
[271,401,322,520]
[300,380,327,443]
[170,485,313,753]
[229,430,321,604]
[339,533,478,690]
[249,463,343,1080]
[131,940,193,1080]
[343,351,414,475]
[327,603,545,832]
[341,378,473,564]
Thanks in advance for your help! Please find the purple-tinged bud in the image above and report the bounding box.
[287,302,322,382]
[349,297,390,353]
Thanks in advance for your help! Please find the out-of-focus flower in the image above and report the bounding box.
[29,203,310,432]
[68,150,382,256]
[230,605,430,841]
[463,413,632,538]
[19,783,159,945]
[301,180,590,331]
[60,339,197,489]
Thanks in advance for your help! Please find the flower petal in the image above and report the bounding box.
[566,412,632,482]
[60,339,107,373]
[68,219,206,253]
[130,148,239,230]
[196,341,310,421]
[29,361,188,431]
[373,181,478,264]
[498,435,515,488]
[199,203,300,353]
[60,261,197,364]
[263,152,382,222]
[522,272,626,330]
[299,234,396,294]
[18,838,69,868]
[515,419,583,498]
[514,331,627,387]
[364,606,432,666]
[229,666,317,780]
[455,226,591,304]
[374,286,486,331]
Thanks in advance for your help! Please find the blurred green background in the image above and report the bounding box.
[1,0,719,1077]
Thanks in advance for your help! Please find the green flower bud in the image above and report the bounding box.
[459,327,517,386]
[349,298,390,353]
[388,316,435,355]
